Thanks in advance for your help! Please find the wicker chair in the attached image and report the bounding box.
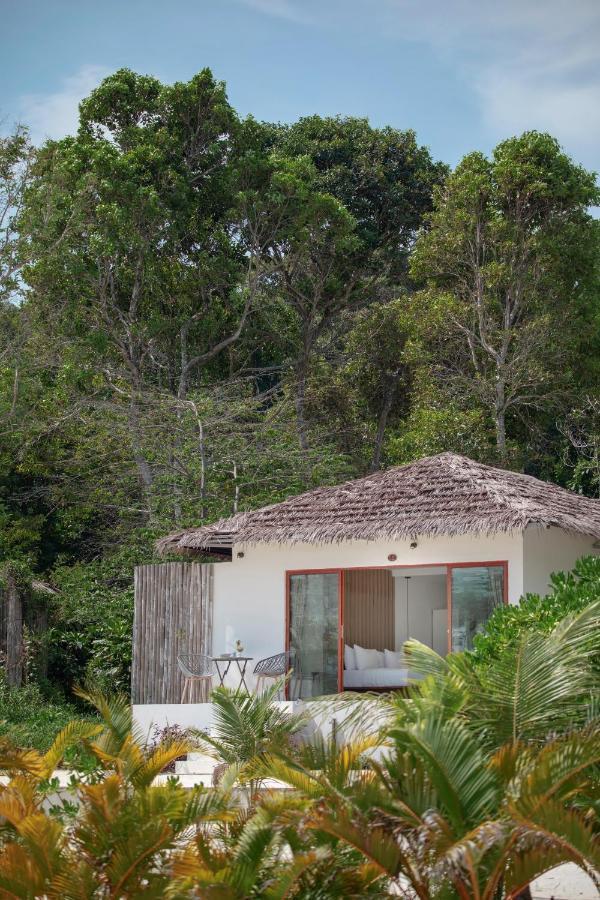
[177,653,213,703]
[253,650,297,698]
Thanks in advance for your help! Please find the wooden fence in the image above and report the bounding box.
[132,562,214,704]
[0,573,53,688]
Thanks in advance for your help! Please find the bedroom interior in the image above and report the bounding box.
[342,567,447,691]
[287,562,506,698]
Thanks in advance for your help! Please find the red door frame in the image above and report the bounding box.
[285,560,509,693]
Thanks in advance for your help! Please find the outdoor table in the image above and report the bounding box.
[211,656,253,692]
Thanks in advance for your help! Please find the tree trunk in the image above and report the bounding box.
[294,351,312,485]
[494,378,507,461]
[370,371,402,472]
[5,570,23,688]
[127,393,155,521]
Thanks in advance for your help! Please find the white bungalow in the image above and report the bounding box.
[134,452,600,729]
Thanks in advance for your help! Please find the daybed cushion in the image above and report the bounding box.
[344,644,356,670]
[384,648,405,668]
[343,668,412,689]
[354,644,384,670]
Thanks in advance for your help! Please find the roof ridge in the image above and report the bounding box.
[438,454,547,521]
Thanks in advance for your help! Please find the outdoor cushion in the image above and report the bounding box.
[354,644,384,670]
[344,644,356,670]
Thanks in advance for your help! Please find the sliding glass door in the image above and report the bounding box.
[288,572,340,698]
[450,564,506,652]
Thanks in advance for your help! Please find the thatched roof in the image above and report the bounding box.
[157,452,600,556]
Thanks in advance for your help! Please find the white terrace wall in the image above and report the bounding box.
[522,526,599,597]
[211,530,525,687]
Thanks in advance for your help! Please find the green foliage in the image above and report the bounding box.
[386,393,492,465]
[0,678,96,752]
[196,681,308,767]
[409,131,599,462]
[47,539,151,694]
[0,631,598,898]
[2,67,600,733]
[471,555,600,667]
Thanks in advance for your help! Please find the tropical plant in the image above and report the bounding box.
[0,652,597,897]
[471,555,600,669]
[265,703,600,898]
[0,689,250,898]
[404,598,600,750]
[193,681,308,802]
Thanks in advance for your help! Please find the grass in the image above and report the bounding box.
[0,680,98,752]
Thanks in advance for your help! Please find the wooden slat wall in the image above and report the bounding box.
[132,562,214,704]
[344,569,394,651]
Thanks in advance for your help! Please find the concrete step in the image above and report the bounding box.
[175,752,218,775]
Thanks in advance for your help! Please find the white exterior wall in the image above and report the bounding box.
[133,700,303,741]
[522,526,598,597]
[211,531,525,689]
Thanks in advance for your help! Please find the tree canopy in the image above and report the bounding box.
[0,67,599,699]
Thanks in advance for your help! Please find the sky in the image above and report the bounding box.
[2,0,599,174]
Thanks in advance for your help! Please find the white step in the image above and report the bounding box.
[175,752,218,775]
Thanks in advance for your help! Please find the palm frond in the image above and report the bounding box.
[389,714,501,834]
[262,847,331,900]
[512,725,600,812]
[131,738,194,788]
[509,800,600,888]
[192,683,307,769]
[75,687,145,755]
[41,720,102,779]
[459,619,598,748]
[0,743,43,778]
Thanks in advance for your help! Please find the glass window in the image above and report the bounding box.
[450,565,504,652]
[288,573,339,698]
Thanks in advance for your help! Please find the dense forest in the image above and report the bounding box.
[1,67,599,702]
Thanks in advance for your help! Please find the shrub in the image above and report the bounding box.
[0,677,98,752]
[148,723,190,772]
[471,554,600,666]
[46,541,150,695]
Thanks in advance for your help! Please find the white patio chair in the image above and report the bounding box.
[177,653,213,703]
[253,650,298,698]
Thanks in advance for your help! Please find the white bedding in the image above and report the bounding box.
[343,667,414,689]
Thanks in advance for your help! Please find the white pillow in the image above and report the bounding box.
[344,644,356,670]
[384,648,405,669]
[354,645,384,670]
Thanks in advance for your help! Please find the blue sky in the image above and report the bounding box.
[2,0,599,173]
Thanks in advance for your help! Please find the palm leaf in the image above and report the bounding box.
[131,737,194,788]
[509,800,600,889]
[306,803,428,894]
[41,720,102,779]
[511,725,600,812]
[460,601,600,748]
[262,847,330,899]
[0,744,43,778]
[75,687,145,755]
[389,715,501,834]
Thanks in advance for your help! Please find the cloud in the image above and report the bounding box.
[234,0,600,166]
[236,0,313,24]
[382,0,600,166]
[19,65,110,144]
